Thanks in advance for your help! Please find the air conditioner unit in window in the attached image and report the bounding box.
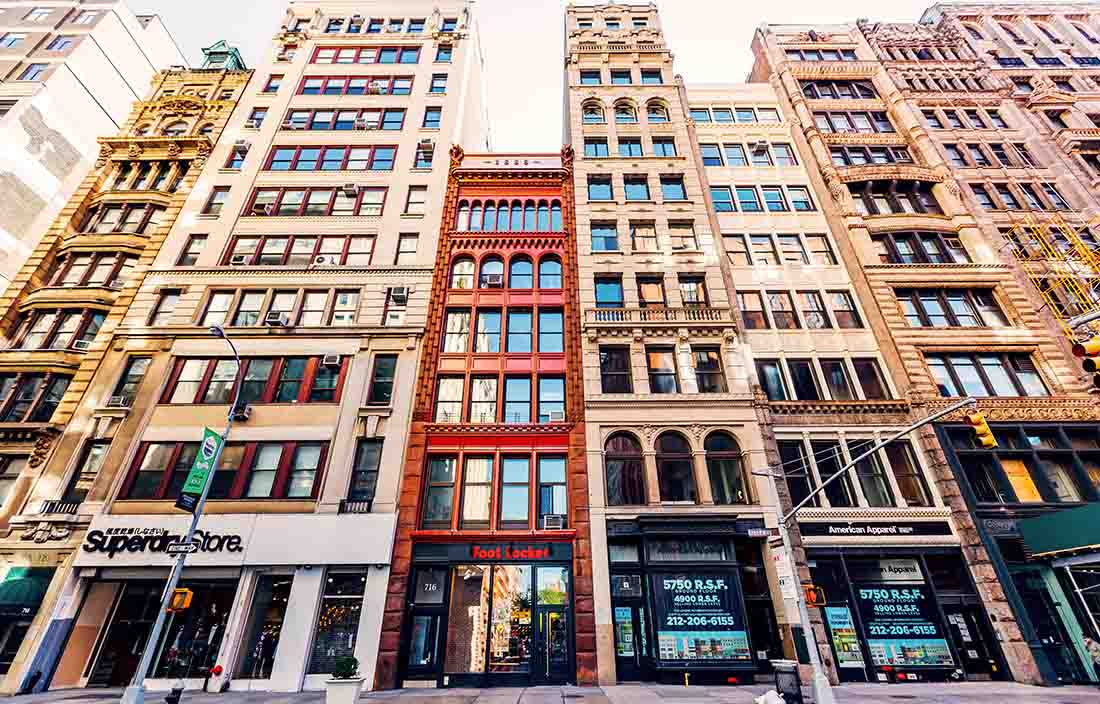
[322,353,342,368]
[229,254,249,265]
[352,14,363,21]
[547,410,566,422]
[72,339,92,351]
[542,514,566,530]
[752,139,770,150]
[234,139,251,150]
[106,394,133,408]
[245,118,261,129]
[107,279,124,290]
[354,117,368,130]
[342,183,359,197]
[252,203,273,216]
[418,138,435,148]
[311,254,337,267]
[230,404,251,421]
[390,286,410,305]
[264,311,290,327]
[483,273,503,287]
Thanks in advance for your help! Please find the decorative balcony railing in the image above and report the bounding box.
[585,306,735,325]
[339,499,373,514]
[38,500,80,515]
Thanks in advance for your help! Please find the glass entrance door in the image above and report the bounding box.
[612,603,653,681]
[534,608,570,683]
[942,604,999,679]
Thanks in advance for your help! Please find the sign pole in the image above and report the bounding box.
[764,396,977,704]
[121,327,242,704]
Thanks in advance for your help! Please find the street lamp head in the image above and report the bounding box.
[208,324,226,339]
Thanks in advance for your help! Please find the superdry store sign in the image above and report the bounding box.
[82,527,244,558]
[650,573,752,667]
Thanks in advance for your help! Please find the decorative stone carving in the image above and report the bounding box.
[95,143,114,169]
[21,522,73,543]
[942,178,961,200]
[822,167,853,215]
[27,428,59,468]
[127,143,143,159]
[156,95,206,117]
[449,143,465,175]
[167,142,182,158]
[194,141,211,168]
[560,144,574,171]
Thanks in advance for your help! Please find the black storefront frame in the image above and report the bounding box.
[398,541,576,688]
[807,546,1008,684]
[606,517,776,685]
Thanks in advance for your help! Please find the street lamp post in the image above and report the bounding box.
[761,396,978,704]
[121,325,243,704]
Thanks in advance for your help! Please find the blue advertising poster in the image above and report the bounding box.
[854,583,953,667]
[824,606,865,669]
[650,573,751,664]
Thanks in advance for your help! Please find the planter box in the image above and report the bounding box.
[325,678,364,704]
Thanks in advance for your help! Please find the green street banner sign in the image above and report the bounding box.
[175,427,223,513]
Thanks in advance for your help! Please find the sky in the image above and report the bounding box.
[137,0,957,151]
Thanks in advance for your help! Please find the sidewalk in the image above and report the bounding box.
[4,682,1099,704]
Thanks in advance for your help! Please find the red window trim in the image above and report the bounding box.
[243,186,388,217]
[222,234,376,266]
[49,251,135,287]
[262,144,398,171]
[79,202,165,234]
[309,45,421,64]
[296,74,414,95]
[431,371,566,425]
[120,440,330,501]
[281,107,406,130]
[160,356,349,406]
[176,234,207,266]
[0,371,71,423]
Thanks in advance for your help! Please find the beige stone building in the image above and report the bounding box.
[0,0,187,282]
[0,0,488,695]
[752,5,1100,686]
[0,42,250,692]
[565,4,786,686]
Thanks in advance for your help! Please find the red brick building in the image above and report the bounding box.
[375,146,595,688]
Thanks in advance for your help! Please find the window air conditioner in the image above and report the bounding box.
[483,273,503,287]
[354,118,369,130]
[229,254,249,265]
[72,339,92,350]
[542,514,566,530]
[246,118,261,129]
[264,311,290,327]
[107,279,125,290]
[322,354,342,368]
[312,254,337,266]
[752,139,770,150]
[547,410,566,422]
[390,286,410,305]
[342,183,359,197]
[418,138,435,148]
[233,139,251,150]
[106,394,133,408]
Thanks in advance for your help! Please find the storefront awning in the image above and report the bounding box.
[1018,503,1100,559]
[0,567,54,617]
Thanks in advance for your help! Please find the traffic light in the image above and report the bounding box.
[1072,336,1100,388]
[966,412,998,449]
[167,588,193,612]
[804,585,825,607]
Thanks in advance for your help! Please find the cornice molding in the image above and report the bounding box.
[145,266,433,279]
[919,395,1100,422]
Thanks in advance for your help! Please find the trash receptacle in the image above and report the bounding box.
[771,659,803,704]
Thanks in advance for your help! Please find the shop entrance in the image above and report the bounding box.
[1011,568,1087,683]
[401,544,575,688]
[611,575,654,681]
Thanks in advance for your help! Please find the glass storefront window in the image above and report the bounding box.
[152,580,237,679]
[609,542,640,564]
[445,565,491,674]
[407,614,440,669]
[237,575,291,679]
[489,565,532,672]
[537,567,568,605]
[647,538,728,562]
[307,572,366,674]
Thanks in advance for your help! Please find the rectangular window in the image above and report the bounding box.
[404,186,427,215]
[538,310,564,353]
[443,310,470,353]
[739,292,768,329]
[637,276,665,307]
[584,138,609,157]
[660,175,687,201]
[579,69,601,85]
[423,106,442,129]
[926,353,1047,398]
[693,347,726,393]
[499,457,530,527]
[434,377,464,422]
[367,354,397,405]
[799,291,830,329]
[653,137,676,156]
[736,187,762,212]
[646,348,679,394]
[177,235,206,266]
[767,291,799,329]
[710,186,734,212]
[591,222,618,251]
[624,176,650,201]
[395,234,418,265]
[885,441,931,507]
[538,456,568,526]
[828,291,862,328]
[756,360,787,401]
[669,222,697,250]
[618,137,642,157]
[700,144,723,166]
[429,74,447,93]
[507,310,533,352]
[600,346,632,393]
[263,75,282,93]
[47,36,74,51]
[436,45,452,62]
[641,69,662,84]
[723,234,750,265]
[630,222,658,252]
[723,144,748,166]
[149,290,180,327]
[595,276,623,308]
[474,310,501,353]
[203,187,230,215]
[762,186,789,212]
[18,63,47,81]
[537,377,565,422]
[504,377,531,423]
[610,69,631,84]
[853,359,889,399]
[588,176,613,201]
[788,187,814,211]
[422,457,455,527]
[469,377,498,423]
[777,440,816,507]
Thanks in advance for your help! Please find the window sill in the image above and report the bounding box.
[401,213,425,219]
[409,167,433,173]
[197,213,220,220]
[662,199,693,205]
[218,168,242,174]
[591,249,624,255]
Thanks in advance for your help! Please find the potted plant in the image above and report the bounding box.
[326,656,363,704]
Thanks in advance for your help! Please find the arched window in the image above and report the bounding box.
[605,433,645,506]
[479,256,504,288]
[134,123,151,136]
[523,200,536,230]
[646,101,669,123]
[469,201,483,231]
[450,257,475,289]
[705,432,745,505]
[457,201,470,230]
[1074,22,1099,44]
[198,123,214,136]
[999,22,1026,44]
[162,121,188,136]
[615,101,638,124]
[656,432,696,502]
[964,24,984,40]
[1035,22,1062,44]
[550,201,562,231]
[484,201,497,230]
[510,201,523,230]
[538,256,562,289]
[582,101,605,124]
[509,256,533,288]
[537,201,550,231]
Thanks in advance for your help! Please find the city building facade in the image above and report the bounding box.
[0,42,249,693]
[374,147,594,689]
[0,0,489,695]
[565,4,788,687]
[0,0,187,282]
[752,4,1100,687]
